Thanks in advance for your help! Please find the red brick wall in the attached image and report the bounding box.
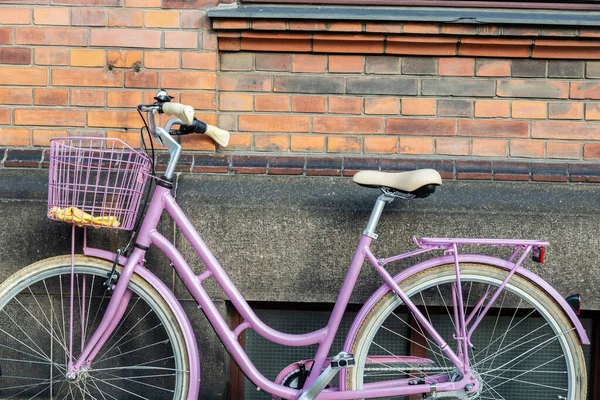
[1,1,600,172]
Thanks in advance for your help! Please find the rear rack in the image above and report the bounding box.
[414,236,549,249]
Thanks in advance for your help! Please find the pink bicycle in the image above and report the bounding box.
[0,90,588,399]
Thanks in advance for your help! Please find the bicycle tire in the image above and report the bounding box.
[346,263,587,400]
[0,255,190,399]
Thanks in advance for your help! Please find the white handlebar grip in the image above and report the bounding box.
[205,124,230,147]
[162,102,194,125]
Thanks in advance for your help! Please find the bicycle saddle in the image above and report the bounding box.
[352,169,442,198]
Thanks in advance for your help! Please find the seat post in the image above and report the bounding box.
[363,193,395,239]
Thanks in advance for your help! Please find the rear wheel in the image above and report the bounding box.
[347,263,587,399]
[0,255,190,399]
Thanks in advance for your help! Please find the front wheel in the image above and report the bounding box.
[0,255,190,399]
[346,263,587,399]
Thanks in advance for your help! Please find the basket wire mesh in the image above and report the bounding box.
[47,137,152,231]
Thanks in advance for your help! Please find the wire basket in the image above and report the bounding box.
[47,137,152,231]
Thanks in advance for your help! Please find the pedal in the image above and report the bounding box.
[298,352,354,400]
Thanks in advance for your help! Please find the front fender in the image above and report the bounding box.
[83,248,201,400]
[344,254,590,355]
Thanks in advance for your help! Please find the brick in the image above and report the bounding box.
[145,10,179,28]
[70,49,105,67]
[531,162,568,182]
[181,11,201,29]
[388,37,456,56]
[34,88,68,106]
[400,137,434,155]
[106,131,142,149]
[51,0,122,5]
[179,92,216,110]
[401,99,436,116]
[255,53,290,72]
[292,54,326,73]
[219,93,252,111]
[212,19,248,29]
[291,96,326,113]
[365,22,402,33]
[388,118,454,136]
[314,116,383,134]
[512,101,546,119]
[88,110,141,129]
[268,156,304,175]
[459,38,531,58]
[144,51,180,69]
[289,21,326,31]
[71,89,104,107]
[584,143,600,159]
[5,149,45,169]
[240,115,309,133]
[380,157,416,172]
[475,59,510,77]
[291,135,325,152]
[472,139,506,157]
[571,82,600,100]
[365,98,399,115]
[417,159,454,178]
[549,103,583,120]
[33,7,69,25]
[532,121,600,140]
[436,138,470,156]
[33,129,68,146]
[231,155,267,173]
[0,8,31,24]
[226,134,252,151]
[274,76,344,94]
[438,99,472,117]
[53,69,121,87]
[161,71,215,90]
[569,163,600,183]
[511,60,546,77]
[0,48,31,65]
[314,35,384,54]
[586,61,600,78]
[329,55,363,73]
[401,57,437,75]
[327,21,363,32]
[218,37,240,51]
[440,24,477,35]
[17,27,86,46]
[327,136,361,153]
[126,70,159,88]
[345,157,380,175]
[91,29,160,48]
[493,161,529,181]
[547,141,581,159]
[364,137,397,154]
[220,53,253,71]
[255,94,289,112]
[107,50,142,68]
[107,90,142,107]
[34,48,68,65]
[0,108,9,125]
[422,78,494,97]
[242,37,310,53]
[15,109,85,127]
[181,52,217,70]
[548,61,584,78]
[108,9,143,27]
[365,56,399,75]
[0,67,47,85]
[162,0,217,8]
[254,135,288,152]
[0,28,11,45]
[586,103,600,120]
[456,160,493,180]
[497,80,568,99]
[510,140,544,158]
[0,129,30,146]
[165,31,198,49]
[347,77,417,95]
[439,58,474,77]
[459,120,528,138]
[71,9,106,26]
[251,20,286,30]
[0,88,31,105]
[328,97,362,114]
[403,23,439,34]
[306,156,342,176]
[474,101,510,118]
[220,74,271,92]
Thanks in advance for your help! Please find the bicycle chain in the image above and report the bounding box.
[364,366,454,372]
